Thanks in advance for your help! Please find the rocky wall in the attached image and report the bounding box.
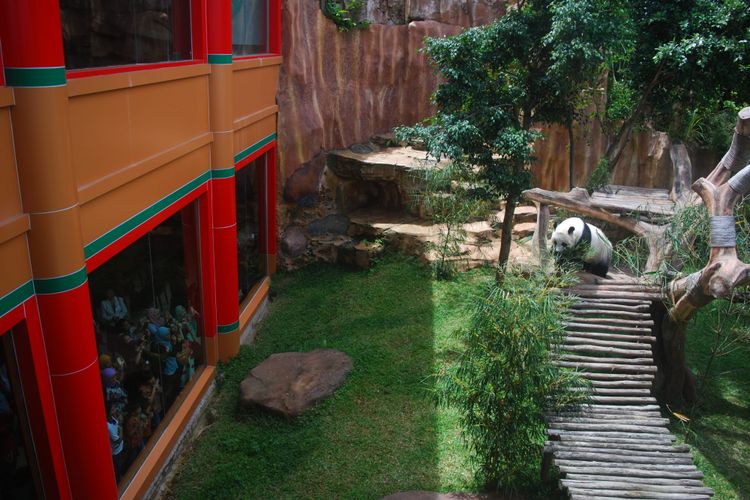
[276,1,719,268]
[278,0,481,210]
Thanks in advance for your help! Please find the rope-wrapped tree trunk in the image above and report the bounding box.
[660,107,750,405]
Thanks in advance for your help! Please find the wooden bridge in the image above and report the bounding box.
[543,278,715,500]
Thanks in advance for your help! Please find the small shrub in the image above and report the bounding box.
[323,0,370,32]
[437,267,586,491]
[612,235,650,276]
[585,157,610,194]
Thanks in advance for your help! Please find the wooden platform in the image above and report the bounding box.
[544,280,714,499]
[590,185,675,217]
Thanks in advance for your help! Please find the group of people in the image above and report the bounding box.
[96,290,201,481]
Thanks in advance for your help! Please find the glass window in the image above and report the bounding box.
[88,204,203,486]
[232,0,269,56]
[236,156,267,302]
[1,331,42,499]
[60,0,193,70]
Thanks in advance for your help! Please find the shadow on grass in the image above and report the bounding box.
[679,305,750,499]
[168,256,477,499]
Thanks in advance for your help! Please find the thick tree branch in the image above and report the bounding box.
[668,108,750,321]
[523,187,657,237]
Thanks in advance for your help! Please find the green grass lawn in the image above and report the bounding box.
[167,256,492,499]
[673,302,750,499]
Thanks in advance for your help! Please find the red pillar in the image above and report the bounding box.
[207,0,241,360]
[0,2,118,498]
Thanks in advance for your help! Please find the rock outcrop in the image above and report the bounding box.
[239,349,353,418]
[278,1,470,206]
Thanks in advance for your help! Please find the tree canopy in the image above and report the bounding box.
[398,0,631,267]
[604,0,750,171]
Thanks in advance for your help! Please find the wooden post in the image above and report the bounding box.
[532,202,550,264]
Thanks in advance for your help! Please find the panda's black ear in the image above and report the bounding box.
[568,226,575,235]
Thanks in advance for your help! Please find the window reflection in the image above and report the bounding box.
[0,332,41,499]
[232,0,269,56]
[60,0,192,70]
[237,156,266,303]
[88,205,203,484]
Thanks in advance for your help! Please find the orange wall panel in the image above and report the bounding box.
[79,145,210,247]
[234,114,276,157]
[0,235,32,298]
[68,90,131,187]
[0,107,24,222]
[69,75,210,189]
[233,65,279,123]
[129,76,210,160]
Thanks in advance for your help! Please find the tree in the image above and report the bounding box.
[398,0,630,269]
[602,0,750,175]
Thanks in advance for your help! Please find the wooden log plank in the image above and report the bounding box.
[556,465,703,479]
[567,488,707,499]
[565,316,655,327]
[563,336,655,349]
[569,387,654,396]
[546,416,668,426]
[559,354,655,365]
[556,437,677,448]
[549,444,692,456]
[555,361,658,373]
[562,481,712,495]
[597,185,672,197]
[588,380,653,388]
[551,412,664,420]
[563,483,713,497]
[578,404,661,411]
[553,442,691,454]
[549,430,675,442]
[565,331,656,344]
[589,198,676,216]
[554,451,693,465]
[549,423,670,434]
[564,322,653,333]
[571,301,652,311]
[552,412,664,420]
[571,284,662,292]
[564,473,705,487]
[571,290,662,300]
[556,460,699,471]
[587,395,658,404]
[559,344,653,357]
[573,372,655,381]
[566,331,657,342]
[570,309,653,319]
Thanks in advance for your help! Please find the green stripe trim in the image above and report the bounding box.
[208,54,233,65]
[84,171,211,260]
[34,267,87,295]
[5,67,66,87]
[0,281,34,318]
[217,321,240,334]
[234,133,276,164]
[211,167,235,179]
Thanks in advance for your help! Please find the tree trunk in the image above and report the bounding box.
[653,303,697,408]
[568,120,576,189]
[498,194,518,269]
[605,60,665,175]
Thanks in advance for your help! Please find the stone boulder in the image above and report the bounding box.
[239,349,353,417]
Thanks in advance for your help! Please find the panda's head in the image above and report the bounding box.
[550,217,586,256]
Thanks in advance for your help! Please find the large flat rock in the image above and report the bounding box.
[239,349,353,417]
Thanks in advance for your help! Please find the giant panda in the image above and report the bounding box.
[550,217,612,278]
